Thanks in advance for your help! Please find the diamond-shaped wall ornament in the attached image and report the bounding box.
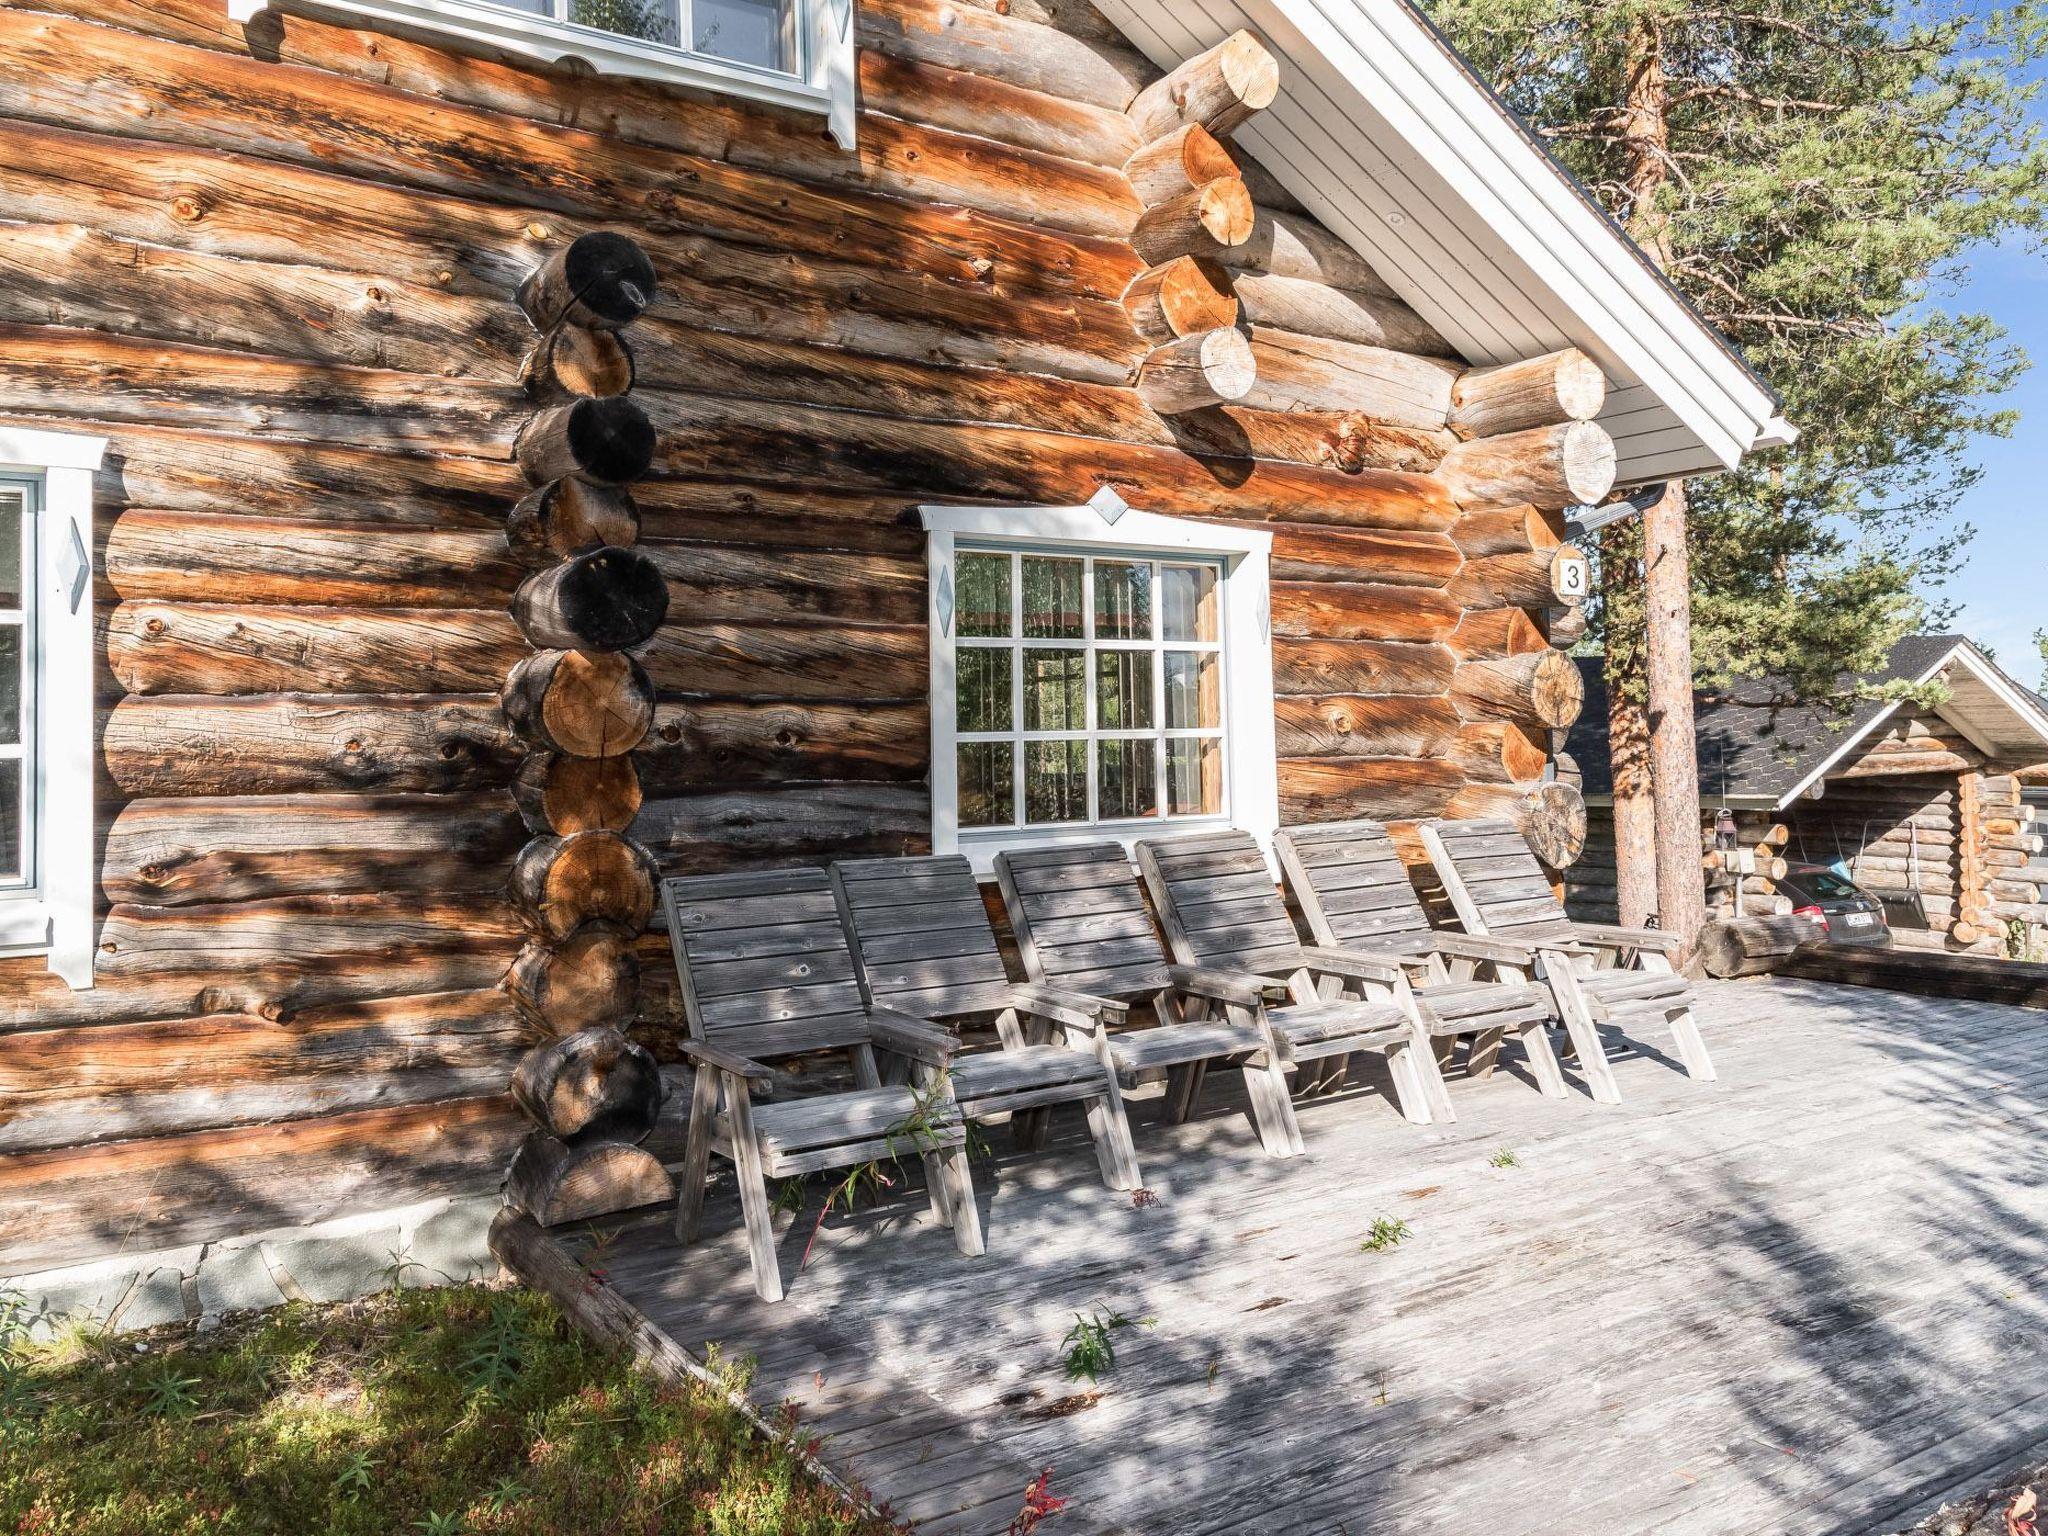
[1088,485,1130,524]
[936,561,955,638]
[60,516,89,614]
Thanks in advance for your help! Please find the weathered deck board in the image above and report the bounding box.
[532,980,2048,1534]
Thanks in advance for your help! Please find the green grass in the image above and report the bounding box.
[1359,1216,1412,1253]
[0,1284,904,1536]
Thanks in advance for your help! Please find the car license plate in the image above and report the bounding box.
[1844,912,1874,928]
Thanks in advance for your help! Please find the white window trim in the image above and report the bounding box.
[226,0,858,149]
[920,499,1278,876]
[0,427,103,989]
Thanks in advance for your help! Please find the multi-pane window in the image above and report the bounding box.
[0,476,31,892]
[952,547,1227,832]
[500,0,797,72]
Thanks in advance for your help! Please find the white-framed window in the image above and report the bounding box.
[226,0,858,149]
[0,427,103,989]
[921,495,1278,873]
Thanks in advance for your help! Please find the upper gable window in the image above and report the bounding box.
[921,498,1279,873]
[228,0,857,148]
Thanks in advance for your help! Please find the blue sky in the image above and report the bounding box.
[1930,50,2048,685]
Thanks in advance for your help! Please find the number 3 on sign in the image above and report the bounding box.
[1552,547,1590,602]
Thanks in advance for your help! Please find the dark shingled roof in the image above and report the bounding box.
[1567,634,2010,803]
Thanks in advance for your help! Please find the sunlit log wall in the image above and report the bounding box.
[0,0,1595,1272]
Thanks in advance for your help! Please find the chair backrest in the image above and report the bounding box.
[660,868,872,1062]
[830,854,1014,1020]
[1133,829,1307,978]
[1274,819,1438,952]
[993,842,1174,1003]
[1420,818,1571,937]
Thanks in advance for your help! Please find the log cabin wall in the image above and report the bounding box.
[0,0,1593,1275]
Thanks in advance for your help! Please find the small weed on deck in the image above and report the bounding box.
[0,1283,901,1536]
[1360,1217,1412,1253]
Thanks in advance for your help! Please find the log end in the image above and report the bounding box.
[1199,177,1256,248]
[505,1134,674,1226]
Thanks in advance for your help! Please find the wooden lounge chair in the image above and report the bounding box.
[662,868,984,1302]
[1420,817,1715,1104]
[1134,829,1462,1128]
[995,840,1335,1158]
[1273,819,1566,1102]
[829,854,1141,1191]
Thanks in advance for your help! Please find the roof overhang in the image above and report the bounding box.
[1772,641,2048,808]
[1090,0,1792,484]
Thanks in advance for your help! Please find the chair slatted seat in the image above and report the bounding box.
[831,854,1140,1190]
[994,841,1318,1157]
[1134,829,1449,1136]
[663,868,985,1302]
[1274,819,1568,1100]
[1420,818,1717,1105]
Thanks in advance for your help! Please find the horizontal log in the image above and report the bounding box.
[1229,270,1453,358]
[1278,757,1469,825]
[511,1027,663,1144]
[1129,177,1255,265]
[1446,547,1586,611]
[1436,420,1618,510]
[103,695,519,796]
[1240,328,1460,432]
[506,478,641,564]
[507,923,642,1036]
[623,544,925,629]
[102,793,522,905]
[1447,722,1553,785]
[106,603,521,696]
[635,700,927,793]
[1545,604,1589,648]
[1273,696,1462,760]
[1448,349,1607,438]
[1227,209,1393,292]
[509,830,658,943]
[1122,123,1241,205]
[0,1094,524,1273]
[1451,650,1584,729]
[104,511,522,606]
[1836,749,1977,779]
[95,893,522,978]
[1443,780,1588,869]
[853,36,1140,168]
[512,547,670,652]
[502,650,656,758]
[518,231,656,331]
[1270,582,1461,645]
[516,397,656,486]
[1136,326,1257,413]
[0,989,524,1155]
[1272,638,1455,697]
[1127,29,1280,141]
[522,324,634,400]
[858,0,1153,113]
[514,751,644,835]
[636,624,925,702]
[506,1133,673,1226]
[1448,504,1563,560]
[1267,524,1461,589]
[1698,916,1820,979]
[1121,256,1239,343]
[1446,608,1555,661]
[629,784,928,870]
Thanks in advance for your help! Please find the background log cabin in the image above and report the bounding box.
[0,0,1787,1280]
[1566,638,2048,955]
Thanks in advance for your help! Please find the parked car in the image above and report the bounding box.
[1774,863,1893,948]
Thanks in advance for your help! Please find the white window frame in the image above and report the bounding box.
[920,498,1278,875]
[0,427,103,989]
[226,0,858,149]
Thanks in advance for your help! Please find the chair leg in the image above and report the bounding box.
[1165,1059,1207,1124]
[1466,1027,1507,1079]
[725,1091,784,1303]
[674,1064,720,1245]
[1083,1083,1143,1191]
[1667,1004,1717,1081]
[1518,1019,1569,1099]
[1241,1055,1306,1157]
[1559,1005,1622,1105]
[921,1149,955,1225]
[941,1144,985,1256]
[1397,1033,1451,1125]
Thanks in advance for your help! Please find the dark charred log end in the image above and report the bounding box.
[563,547,670,650]
[568,396,656,485]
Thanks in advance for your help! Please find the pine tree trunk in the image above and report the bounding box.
[1603,526,1658,930]
[1645,481,1707,956]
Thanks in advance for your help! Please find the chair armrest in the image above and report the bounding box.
[1424,933,1548,967]
[1001,986,1103,1030]
[1167,965,1290,1007]
[1297,946,1405,985]
[680,1040,772,1080]
[1011,984,1128,1022]
[1569,922,1684,955]
[866,1007,960,1065]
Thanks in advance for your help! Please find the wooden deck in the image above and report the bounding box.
[529,979,2048,1534]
